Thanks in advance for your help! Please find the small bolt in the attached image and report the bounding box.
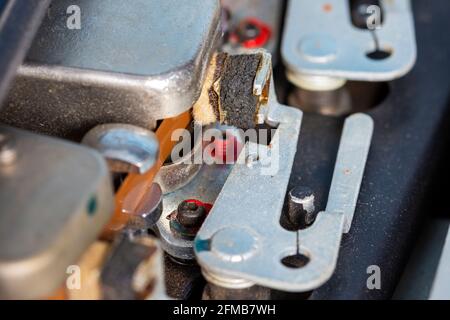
[177,201,207,228]
[170,200,211,240]
[0,133,17,166]
[231,18,271,49]
[287,186,316,229]
[236,20,261,42]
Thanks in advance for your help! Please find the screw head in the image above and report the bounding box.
[298,34,338,64]
[237,20,261,42]
[177,201,207,228]
[210,227,259,263]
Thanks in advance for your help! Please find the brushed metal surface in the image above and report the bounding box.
[282,0,417,81]
[0,0,221,140]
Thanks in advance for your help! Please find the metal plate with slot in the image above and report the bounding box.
[195,110,373,292]
[194,82,304,289]
[282,0,417,82]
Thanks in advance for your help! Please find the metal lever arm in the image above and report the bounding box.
[195,109,373,292]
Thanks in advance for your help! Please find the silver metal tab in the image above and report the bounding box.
[82,124,160,175]
[194,57,306,289]
[282,0,416,82]
[326,114,374,233]
[195,107,373,291]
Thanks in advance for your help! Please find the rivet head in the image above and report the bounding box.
[298,34,338,64]
[210,227,259,263]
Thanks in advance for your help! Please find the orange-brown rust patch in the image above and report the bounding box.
[323,3,333,12]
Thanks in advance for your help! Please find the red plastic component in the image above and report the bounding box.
[211,135,242,163]
[230,17,272,49]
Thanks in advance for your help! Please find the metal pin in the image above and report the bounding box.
[288,186,316,229]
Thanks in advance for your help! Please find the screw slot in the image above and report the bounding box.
[187,202,198,211]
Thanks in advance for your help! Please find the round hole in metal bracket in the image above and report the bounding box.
[366,47,393,60]
[281,252,310,269]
